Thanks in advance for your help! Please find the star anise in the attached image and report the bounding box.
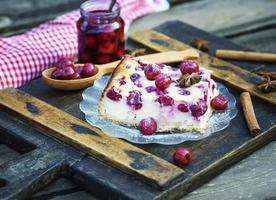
[191,38,209,52]
[125,48,146,57]
[178,74,201,88]
[256,71,276,93]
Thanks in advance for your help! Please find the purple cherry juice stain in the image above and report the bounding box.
[158,64,166,69]
[138,60,148,67]
[197,85,205,89]
[179,89,191,95]
[171,67,179,71]
[127,90,143,110]
[125,64,131,69]
[118,76,126,85]
[145,86,156,93]
[135,65,144,71]
[130,73,140,82]
[198,71,204,75]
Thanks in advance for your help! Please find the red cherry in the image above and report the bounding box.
[61,66,78,80]
[173,147,192,167]
[74,73,82,79]
[117,23,125,43]
[99,41,116,54]
[85,35,97,47]
[179,60,199,75]
[156,95,174,106]
[56,58,74,69]
[79,51,93,63]
[98,31,116,42]
[96,54,112,64]
[51,68,64,80]
[144,64,161,80]
[127,90,143,110]
[177,103,189,112]
[106,88,122,101]
[138,117,157,135]
[211,95,228,112]
[155,74,172,90]
[189,99,208,118]
[81,63,98,78]
[74,65,83,75]
[114,46,125,59]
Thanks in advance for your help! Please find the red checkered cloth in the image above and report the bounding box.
[0,0,169,89]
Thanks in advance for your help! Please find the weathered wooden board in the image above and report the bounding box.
[0,144,19,165]
[0,0,183,36]
[0,88,183,189]
[1,20,276,200]
[130,29,276,105]
[129,0,276,37]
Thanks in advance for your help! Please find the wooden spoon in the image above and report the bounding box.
[42,49,199,91]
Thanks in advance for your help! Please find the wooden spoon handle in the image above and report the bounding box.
[96,49,199,76]
[134,49,199,63]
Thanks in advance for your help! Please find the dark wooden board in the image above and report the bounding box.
[0,21,276,200]
[129,29,276,105]
[0,88,183,190]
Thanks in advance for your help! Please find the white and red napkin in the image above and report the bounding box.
[0,0,169,89]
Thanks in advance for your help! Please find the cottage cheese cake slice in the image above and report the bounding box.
[98,57,219,133]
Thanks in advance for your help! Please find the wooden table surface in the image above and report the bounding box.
[0,0,276,199]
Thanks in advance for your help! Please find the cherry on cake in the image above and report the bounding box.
[98,57,226,134]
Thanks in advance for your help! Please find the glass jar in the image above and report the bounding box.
[77,0,125,64]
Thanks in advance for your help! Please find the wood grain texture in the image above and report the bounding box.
[128,0,276,37]
[232,28,276,72]
[185,141,276,200]
[0,144,20,165]
[0,0,83,36]
[129,29,276,106]
[31,178,81,200]
[0,88,183,189]
[50,191,97,200]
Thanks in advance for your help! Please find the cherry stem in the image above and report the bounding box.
[108,0,116,12]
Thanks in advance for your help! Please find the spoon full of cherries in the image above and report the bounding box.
[42,49,199,91]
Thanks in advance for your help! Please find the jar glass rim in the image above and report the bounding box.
[80,0,120,20]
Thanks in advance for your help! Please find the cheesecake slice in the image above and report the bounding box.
[98,57,218,133]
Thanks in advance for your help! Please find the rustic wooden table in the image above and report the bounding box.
[0,0,276,199]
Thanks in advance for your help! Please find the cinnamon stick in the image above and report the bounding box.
[240,92,261,136]
[216,49,276,62]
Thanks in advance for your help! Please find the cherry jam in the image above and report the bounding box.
[77,0,125,64]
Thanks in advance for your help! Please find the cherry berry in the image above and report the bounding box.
[144,64,161,80]
[173,147,192,167]
[57,58,74,69]
[106,88,122,101]
[99,41,116,54]
[138,117,157,135]
[74,73,82,79]
[156,95,174,106]
[177,103,189,112]
[51,68,64,80]
[127,90,143,110]
[189,99,208,117]
[96,54,112,64]
[81,63,98,78]
[74,65,83,75]
[85,35,97,47]
[155,74,172,90]
[62,66,78,80]
[179,60,199,75]
[211,95,228,112]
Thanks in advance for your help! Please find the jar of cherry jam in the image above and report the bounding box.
[77,0,125,64]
